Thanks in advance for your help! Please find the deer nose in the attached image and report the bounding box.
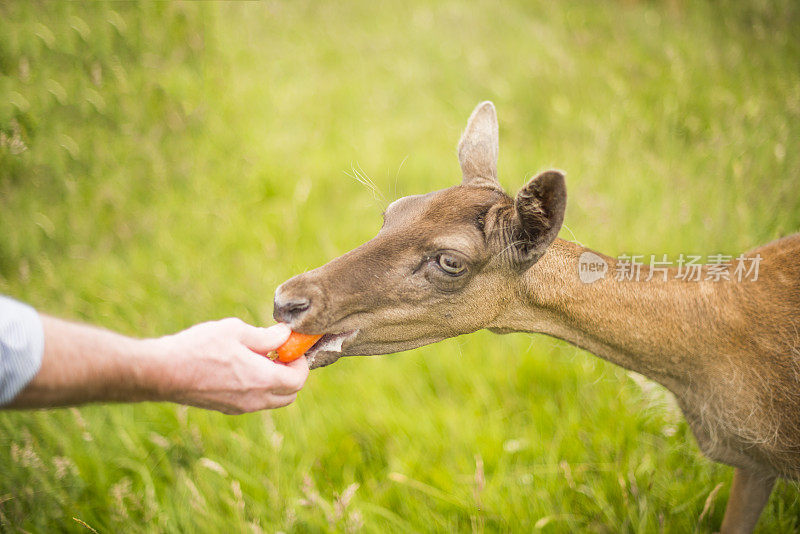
[273,295,311,323]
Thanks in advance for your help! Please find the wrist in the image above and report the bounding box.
[133,336,176,403]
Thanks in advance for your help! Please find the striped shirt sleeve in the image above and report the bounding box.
[0,296,44,405]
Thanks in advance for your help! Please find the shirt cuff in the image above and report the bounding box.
[0,296,45,405]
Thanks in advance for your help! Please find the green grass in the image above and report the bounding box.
[1,1,799,532]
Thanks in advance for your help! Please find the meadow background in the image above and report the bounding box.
[1,1,799,532]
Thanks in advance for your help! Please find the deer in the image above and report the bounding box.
[273,102,800,533]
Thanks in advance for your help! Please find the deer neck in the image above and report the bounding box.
[493,238,727,391]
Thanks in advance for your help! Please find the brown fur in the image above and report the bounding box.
[274,102,800,533]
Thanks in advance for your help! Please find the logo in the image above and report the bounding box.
[578,251,607,284]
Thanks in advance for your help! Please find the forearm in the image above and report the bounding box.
[8,315,162,408]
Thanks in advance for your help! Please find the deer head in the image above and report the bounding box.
[274,102,567,368]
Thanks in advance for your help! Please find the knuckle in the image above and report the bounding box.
[276,394,297,408]
[237,395,265,414]
[271,374,299,394]
[233,401,253,415]
[288,376,305,393]
[219,317,244,330]
[291,369,309,389]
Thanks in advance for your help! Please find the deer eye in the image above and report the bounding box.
[437,253,466,275]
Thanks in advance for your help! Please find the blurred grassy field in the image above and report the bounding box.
[1,1,799,532]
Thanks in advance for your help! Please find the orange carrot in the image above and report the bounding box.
[270,331,323,363]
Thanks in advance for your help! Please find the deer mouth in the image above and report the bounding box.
[304,329,359,368]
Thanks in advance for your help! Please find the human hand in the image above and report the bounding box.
[147,318,309,414]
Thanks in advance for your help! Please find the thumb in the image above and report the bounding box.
[240,322,291,354]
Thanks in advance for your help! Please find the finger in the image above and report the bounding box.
[235,348,308,395]
[268,356,310,395]
[265,392,298,409]
[285,354,310,372]
[239,322,291,354]
[192,387,300,414]
[234,392,299,413]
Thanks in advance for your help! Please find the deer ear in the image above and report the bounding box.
[512,170,567,266]
[458,101,499,186]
